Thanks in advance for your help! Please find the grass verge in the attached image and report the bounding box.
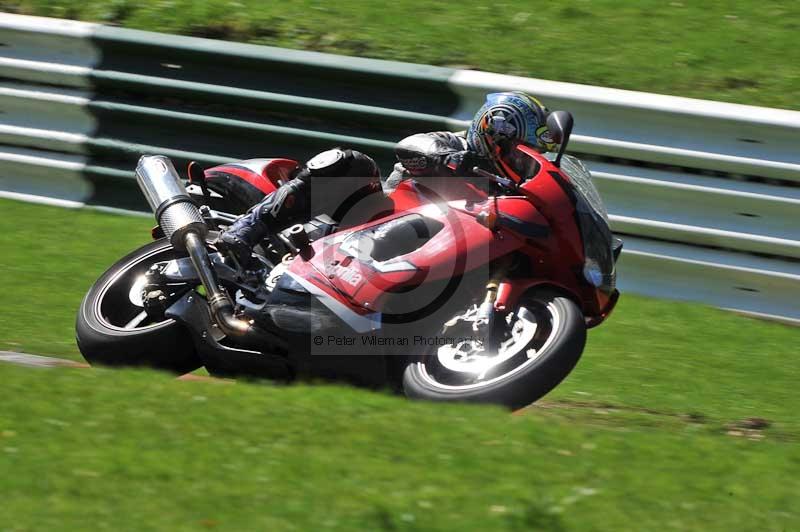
[0,363,798,531]
[0,199,152,358]
[1,198,798,529]
[2,0,799,110]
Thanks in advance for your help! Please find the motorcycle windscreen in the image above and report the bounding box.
[559,155,616,294]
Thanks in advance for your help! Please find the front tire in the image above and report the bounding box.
[402,291,586,409]
[76,239,203,374]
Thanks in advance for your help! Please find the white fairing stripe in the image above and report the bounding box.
[285,271,381,333]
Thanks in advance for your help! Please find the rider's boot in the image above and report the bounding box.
[217,176,309,265]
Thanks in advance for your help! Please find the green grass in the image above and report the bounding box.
[1,198,799,530]
[0,199,152,358]
[3,0,800,110]
[1,363,798,531]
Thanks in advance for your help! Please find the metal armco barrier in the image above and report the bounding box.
[1,14,798,322]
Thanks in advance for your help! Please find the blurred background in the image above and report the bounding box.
[3,0,799,108]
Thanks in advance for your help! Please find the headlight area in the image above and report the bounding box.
[575,199,616,295]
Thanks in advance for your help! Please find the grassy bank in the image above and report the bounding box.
[0,200,152,358]
[2,0,799,110]
[0,362,798,531]
[1,198,799,529]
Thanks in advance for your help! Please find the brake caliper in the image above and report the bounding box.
[141,264,170,320]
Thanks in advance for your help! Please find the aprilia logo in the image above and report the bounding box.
[332,264,363,287]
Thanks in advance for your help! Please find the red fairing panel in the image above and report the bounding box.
[518,157,614,318]
[388,178,487,212]
[283,147,616,325]
[287,202,528,313]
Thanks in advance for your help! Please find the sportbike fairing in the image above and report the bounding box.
[273,203,528,332]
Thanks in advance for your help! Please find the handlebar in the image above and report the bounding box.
[471,167,516,189]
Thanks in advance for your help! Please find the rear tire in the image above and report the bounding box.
[402,291,586,409]
[76,239,203,374]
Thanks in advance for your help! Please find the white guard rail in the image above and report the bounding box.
[1,14,798,322]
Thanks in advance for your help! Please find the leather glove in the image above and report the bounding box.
[442,151,486,176]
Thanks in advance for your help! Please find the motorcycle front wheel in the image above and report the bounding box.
[76,238,204,374]
[402,290,586,410]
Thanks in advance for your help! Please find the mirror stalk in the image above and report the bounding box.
[545,111,574,168]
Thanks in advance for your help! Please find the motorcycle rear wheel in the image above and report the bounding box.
[76,239,203,374]
[402,290,586,410]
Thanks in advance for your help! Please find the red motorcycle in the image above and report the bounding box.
[76,111,621,408]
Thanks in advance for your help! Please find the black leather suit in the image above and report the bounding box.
[219,133,490,257]
[384,131,490,191]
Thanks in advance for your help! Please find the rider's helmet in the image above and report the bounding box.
[466,91,555,183]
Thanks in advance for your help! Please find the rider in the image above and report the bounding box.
[216,148,381,263]
[385,91,556,192]
[217,91,555,260]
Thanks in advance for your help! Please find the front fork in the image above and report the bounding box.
[475,257,515,350]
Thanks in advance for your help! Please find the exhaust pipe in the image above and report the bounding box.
[135,155,265,340]
[135,155,207,251]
